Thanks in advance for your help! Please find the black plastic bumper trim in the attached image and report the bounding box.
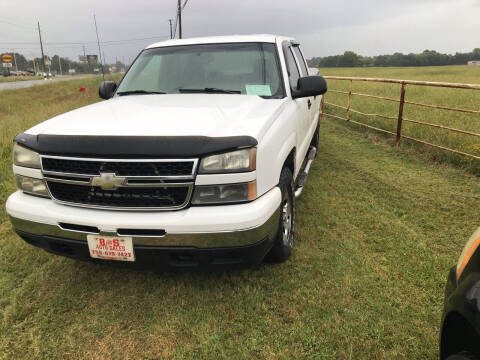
[15,230,273,270]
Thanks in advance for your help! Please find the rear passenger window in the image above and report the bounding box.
[285,48,300,90]
[292,47,308,77]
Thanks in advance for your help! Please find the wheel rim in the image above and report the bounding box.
[281,195,293,248]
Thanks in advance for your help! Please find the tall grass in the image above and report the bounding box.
[320,66,480,175]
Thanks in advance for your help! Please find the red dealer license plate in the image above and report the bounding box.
[87,235,135,262]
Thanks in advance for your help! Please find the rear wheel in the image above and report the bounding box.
[265,167,295,263]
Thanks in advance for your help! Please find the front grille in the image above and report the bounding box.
[47,182,191,209]
[42,158,194,177]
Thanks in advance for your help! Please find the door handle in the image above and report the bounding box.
[307,99,312,109]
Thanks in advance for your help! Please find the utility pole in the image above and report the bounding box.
[58,56,62,75]
[13,50,18,74]
[37,21,46,72]
[83,44,90,74]
[178,0,182,39]
[169,19,173,39]
[93,14,105,80]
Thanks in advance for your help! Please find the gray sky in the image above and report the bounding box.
[1,0,479,63]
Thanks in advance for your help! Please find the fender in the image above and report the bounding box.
[441,270,480,358]
[256,127,296,197]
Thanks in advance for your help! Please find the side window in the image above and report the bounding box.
[285,48,300,90]
[292,47,308,77]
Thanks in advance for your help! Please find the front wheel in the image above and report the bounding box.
[265,167,295,263]
[446,352,479,360]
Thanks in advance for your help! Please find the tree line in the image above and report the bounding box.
[0,52,126,74]
[307,49,480,67]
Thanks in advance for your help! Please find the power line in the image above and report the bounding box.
[0,18,35,29]
[1,35,169,46]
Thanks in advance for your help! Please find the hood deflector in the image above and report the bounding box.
[14,133,257,158]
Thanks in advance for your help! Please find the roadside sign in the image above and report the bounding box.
[2,63,12,68]
[79,55,87,62]
[68,69,76,74]
[44,59,51,66]
[2,54,12,63]
[87,55,98,64]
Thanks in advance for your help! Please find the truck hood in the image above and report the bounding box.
[27,94,287,141]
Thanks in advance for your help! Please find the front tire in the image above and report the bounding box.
[265,167,295,263]
[446,352,479,360]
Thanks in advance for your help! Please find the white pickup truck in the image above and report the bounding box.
[6,34,327,268]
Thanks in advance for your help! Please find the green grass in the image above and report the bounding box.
[320,65,480,175]
[1,77,479,358]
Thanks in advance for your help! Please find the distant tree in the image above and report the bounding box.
[308,48,480,67]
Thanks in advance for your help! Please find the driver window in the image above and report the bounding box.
[292,47,308,77]
[285,47,300,90]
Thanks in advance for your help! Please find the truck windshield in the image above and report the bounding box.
[116,42,285,98]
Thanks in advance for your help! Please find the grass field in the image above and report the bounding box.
[320,65,480,175]
[0,73,479,358]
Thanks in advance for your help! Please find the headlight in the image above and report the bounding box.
[192,181,256,205]
[199,148,256,174]
[13,143,41,169]
[456,227,480,280]
[15,175,49,197]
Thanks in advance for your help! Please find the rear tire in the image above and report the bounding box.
[265,167,295,263]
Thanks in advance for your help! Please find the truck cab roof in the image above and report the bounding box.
[146,34,295,49]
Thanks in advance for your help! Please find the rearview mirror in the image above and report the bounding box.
[99,81,117,100]
[292,76,327,99]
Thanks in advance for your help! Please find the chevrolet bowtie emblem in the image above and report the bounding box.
[91,173,126,190]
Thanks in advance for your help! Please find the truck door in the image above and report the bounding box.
[283,42,310,170]
[291,45,319,143]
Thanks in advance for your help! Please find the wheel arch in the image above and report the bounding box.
[282,147,296,182]
[441,311,480,359]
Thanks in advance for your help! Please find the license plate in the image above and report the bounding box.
[87,235,135,262]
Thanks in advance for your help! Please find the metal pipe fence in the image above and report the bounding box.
[320,76,480,160]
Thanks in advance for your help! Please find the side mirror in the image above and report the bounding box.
[292,76,327,99]
[99,81,117,100]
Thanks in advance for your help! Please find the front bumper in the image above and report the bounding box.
[6,188,281,268]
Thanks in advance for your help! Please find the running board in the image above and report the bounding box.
[294,146,317,198]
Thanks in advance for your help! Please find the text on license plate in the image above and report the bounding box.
[87,235,135,262]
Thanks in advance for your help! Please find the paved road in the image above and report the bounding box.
[0,75,96,92]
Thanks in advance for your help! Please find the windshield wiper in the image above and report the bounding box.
[116,90,166,96]
[178,87,241,94]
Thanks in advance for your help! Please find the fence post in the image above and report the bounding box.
[396,83,407,146]
[346,79,352,120]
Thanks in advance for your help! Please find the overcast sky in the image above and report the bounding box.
[1,0,479,63]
